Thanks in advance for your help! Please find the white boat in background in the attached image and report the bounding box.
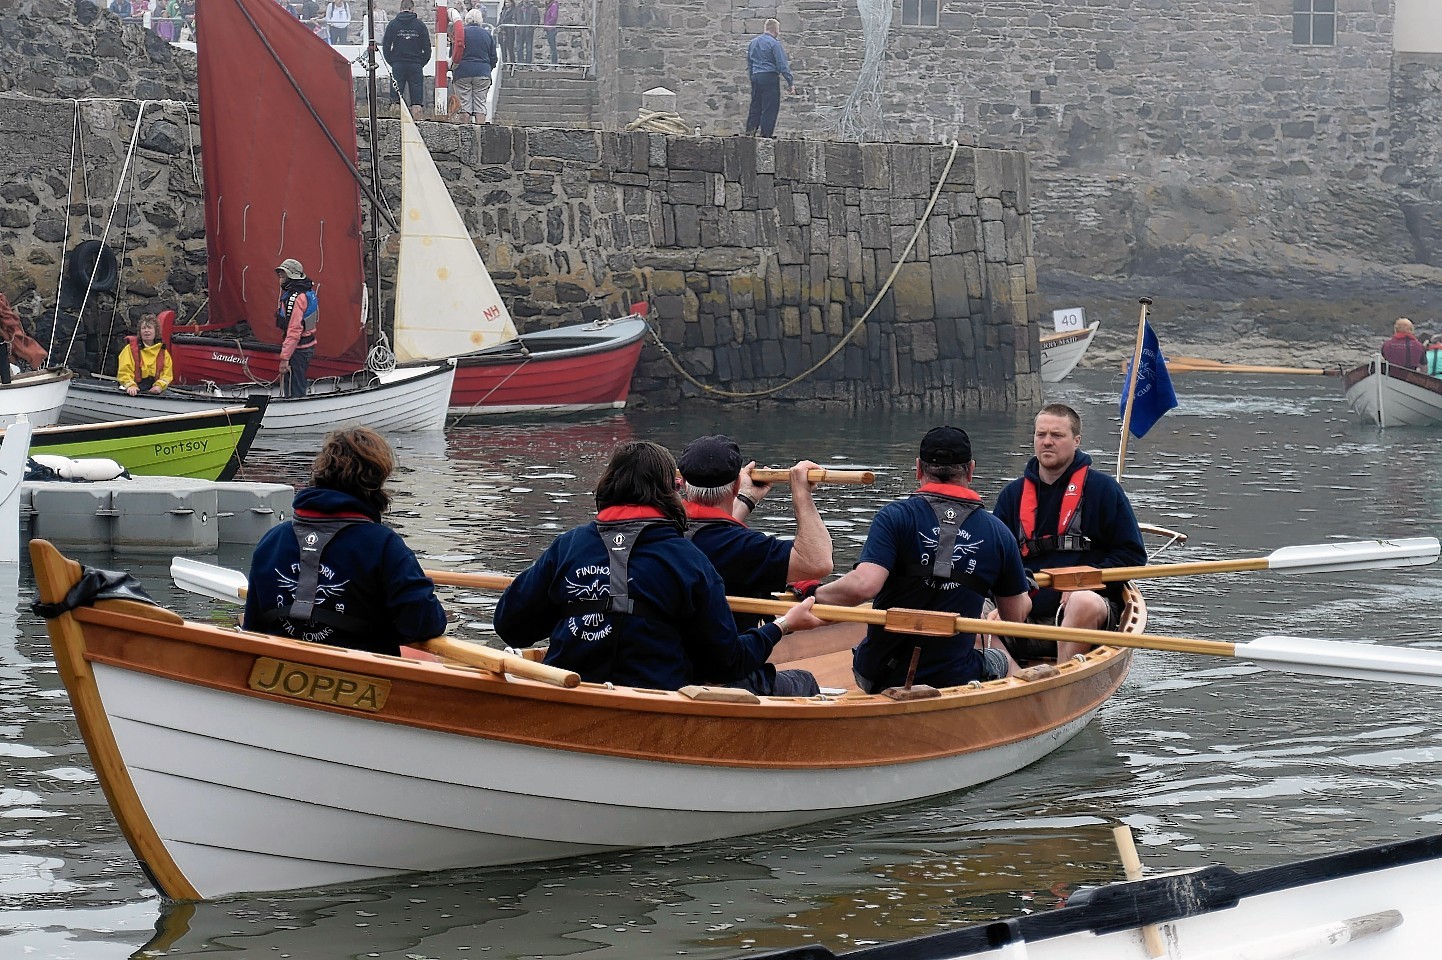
[1341,355,1442,427]
[0,368,73,428]
[60,362,456,434]
[1040,321,1100,382]
[752,833,1438,959]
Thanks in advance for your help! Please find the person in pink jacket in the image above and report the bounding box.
[543,0,559,65]
[274,258,318,397]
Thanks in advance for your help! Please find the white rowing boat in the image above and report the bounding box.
[1341,355,1442,427]
[752,832,1440,959]
[31,539,1143,900]
[1040,321,1099,382]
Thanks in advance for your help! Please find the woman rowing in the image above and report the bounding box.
[244,427,446,655]
[494,440,824,693]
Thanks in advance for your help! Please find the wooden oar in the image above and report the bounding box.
[175,558,1442,685]
[748,468,876,485]
[1162,356,1341,376]
[168,558,579,688]
[1034,537,1440,590]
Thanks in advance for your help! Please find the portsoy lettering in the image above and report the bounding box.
[154,439,210,457]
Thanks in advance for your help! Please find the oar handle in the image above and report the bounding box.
[1034,558,1268,589]
[748,468,876,485]
[428,569,514,590]
[416,637,580,688]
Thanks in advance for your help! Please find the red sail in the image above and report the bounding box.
[195,0,367,368]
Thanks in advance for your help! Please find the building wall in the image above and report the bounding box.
[1396,0,1442,53]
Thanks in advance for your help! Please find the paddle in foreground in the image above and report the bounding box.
[748,832,1433,959]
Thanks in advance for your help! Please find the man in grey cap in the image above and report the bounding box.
[274,258,318,397]
[805,426,1029,693]
[678,435,832,697]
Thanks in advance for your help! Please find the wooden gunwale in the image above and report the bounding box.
[68,603,1130,768]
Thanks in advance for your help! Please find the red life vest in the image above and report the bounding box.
[1017,465,1090,558]
[683,501,744,538]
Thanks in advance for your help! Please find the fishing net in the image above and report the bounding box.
[832,0,891,141]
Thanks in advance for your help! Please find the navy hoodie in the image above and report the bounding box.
[992,450,1147,607]
[244,487,446,655]
[494,508,783,690]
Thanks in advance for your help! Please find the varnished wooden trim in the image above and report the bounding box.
[28,540,201,901]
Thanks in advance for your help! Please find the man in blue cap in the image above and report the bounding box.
[802,426,1030,693]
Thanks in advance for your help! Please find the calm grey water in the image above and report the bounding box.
[4,369,1442,959]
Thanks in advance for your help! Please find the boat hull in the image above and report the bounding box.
[60,362,456,434]
[449,318,647,417]
[1040,322,1099,383]
[755,833,1442,959]
[167,335,363,386]
[15,403,265,481]
[168,318,648,418]
[1342,357,1442,427]
[0,368,73,427]
[32,540,1136,900]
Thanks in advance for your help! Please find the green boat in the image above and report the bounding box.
[10,398,267,481]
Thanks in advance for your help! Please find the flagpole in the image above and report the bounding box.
[1116,296,1153,482]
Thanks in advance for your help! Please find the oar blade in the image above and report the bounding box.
[1266,537,1440,574]
[170,556,247,604]
[1240,635,1442,687]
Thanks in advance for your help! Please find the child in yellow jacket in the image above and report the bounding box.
[117,314,173,396]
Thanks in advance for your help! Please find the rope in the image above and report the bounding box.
[48,102,84,361]
[647,139,962,400]
[61,100,152,368]
[624,110,691,136]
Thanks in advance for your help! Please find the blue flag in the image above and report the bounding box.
[1119,320,1177,439]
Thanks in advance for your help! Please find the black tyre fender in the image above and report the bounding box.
[67,240,119,293]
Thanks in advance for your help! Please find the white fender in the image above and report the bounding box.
[31,454,129,482]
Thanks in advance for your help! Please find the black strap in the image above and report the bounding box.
[597,520,657,614]
[282,516,365,622]
[1018,532,1092,556]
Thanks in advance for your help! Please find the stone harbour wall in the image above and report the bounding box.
[0,85,1040,409]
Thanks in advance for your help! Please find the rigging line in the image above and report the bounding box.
[62,100,151,368]
[446,355,535,430]
[647,139,963,400]
[0,90,195,108]
[182,102,201,185]
[230,0,399,232]
[48,102,83,362]
[101,134,146,366]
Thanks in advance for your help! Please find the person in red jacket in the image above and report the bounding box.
[1381,317,1426,370]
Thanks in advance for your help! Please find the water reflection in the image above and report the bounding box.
[3,369,1442,958]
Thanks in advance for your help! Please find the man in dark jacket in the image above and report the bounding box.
[383,0,433,119]
[992,403,1147,664]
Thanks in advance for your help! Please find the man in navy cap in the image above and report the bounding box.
[678,435,832,696]
[803,426,1031,693]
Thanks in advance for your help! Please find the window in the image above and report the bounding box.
[901,0,939,28]
[1293,0,1335,46]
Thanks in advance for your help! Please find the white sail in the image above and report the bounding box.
[393,110,518,362]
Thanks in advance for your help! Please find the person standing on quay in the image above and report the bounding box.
[744,18,796,138]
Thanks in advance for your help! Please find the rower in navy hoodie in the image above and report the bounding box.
[802,426,1029,693]
[992,402,1146,664]
[494,440,823,693]
[245,427,446,655]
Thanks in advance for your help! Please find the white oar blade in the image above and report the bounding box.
[170,557,247,604]
[1267,537,1440,573]
[1241,635,1442,687]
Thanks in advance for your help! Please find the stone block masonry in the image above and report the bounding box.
[0,81,1042,410]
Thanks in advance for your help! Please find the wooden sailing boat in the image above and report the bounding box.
[63,0,456,433]
[161,0,645,418]
[391,109,647,417]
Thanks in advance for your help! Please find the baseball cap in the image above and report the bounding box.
[919,426,972,465]
[677,435,743,487]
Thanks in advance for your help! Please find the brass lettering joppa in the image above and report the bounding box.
[248,657,390,711]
